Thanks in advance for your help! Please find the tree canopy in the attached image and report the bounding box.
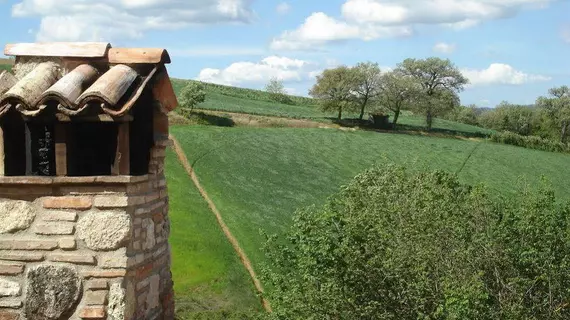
[262,164,570,320]
[309,66,358,120]
[397,57,468,129]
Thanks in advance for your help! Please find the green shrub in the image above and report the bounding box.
[490,131,570,153]
[261,164,570,320]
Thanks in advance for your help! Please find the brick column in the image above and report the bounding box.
[0,137,174,320]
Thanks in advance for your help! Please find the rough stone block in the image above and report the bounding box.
[0,239,58,251]
[85,290,108,305]
[147,275,160,310]
[0,263,23,276]
[43,197,92,210]
[77,211,131,251]
[79,306,106,319]
[42,211,78,222]
[25,265,81,320]
[48,253,96,265]
[34,222,75,235]
[0,201,36,234]
[0,252,44,262]
[0,279,20,297]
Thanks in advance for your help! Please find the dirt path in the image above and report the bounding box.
[170,135,272,313]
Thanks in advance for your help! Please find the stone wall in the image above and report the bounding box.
[0,138,173,320]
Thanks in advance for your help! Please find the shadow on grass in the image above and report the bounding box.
[185,111,235,127]
[330,117,489,139]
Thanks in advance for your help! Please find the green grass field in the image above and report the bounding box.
[170,126,570,275]
[165,148,260,319]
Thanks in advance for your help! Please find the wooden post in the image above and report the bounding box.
[112,122,130,175]
[55,123,67,176]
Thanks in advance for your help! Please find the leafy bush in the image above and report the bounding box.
[490,131,570,153]
[261,164,570,320]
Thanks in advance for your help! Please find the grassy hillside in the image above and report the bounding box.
[170,125,570,273]
[171,79,492,136]
[165,148,261,318]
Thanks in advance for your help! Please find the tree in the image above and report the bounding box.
[262,164,570,319]
[309,66,358,120]
[352,62,382,120]
[397,57,468,130]
[536,86,570,142]
[479,102,538,136]
[265,77,292,104]
[179,81,206,114]
[376,71,419,127]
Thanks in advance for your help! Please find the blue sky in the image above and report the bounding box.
[0,0,569,107]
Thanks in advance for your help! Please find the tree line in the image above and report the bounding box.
[445,86,570,142]
[308,57,468,130]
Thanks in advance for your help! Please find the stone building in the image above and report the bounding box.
[0,42,177,320]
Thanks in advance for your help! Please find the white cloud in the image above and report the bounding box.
[273,0,555,51]
[341,0,553,26]
[271,12,412,51]
[276,2,291,15]
[462,63,551,86]
[433,42,457,54]
[197,56,318,85]
[12,0,254,41]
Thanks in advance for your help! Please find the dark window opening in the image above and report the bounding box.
[67,122,118,176]
[1,110,26,176]
[27,122,56,176]
[130,93,154,176]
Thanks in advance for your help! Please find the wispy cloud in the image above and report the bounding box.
[169,46,266,57]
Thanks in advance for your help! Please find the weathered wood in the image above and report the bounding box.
[0,62,60,110]
[0,126,4,176]
[112,122,130,175]
[4,42,110,58]
[108,48,170,64]
[152,67,178,112]
[55,113,133,122]
[77,64,138,108]
[0,71,17,96]
[39,64,99,109]
[54,124,67,176]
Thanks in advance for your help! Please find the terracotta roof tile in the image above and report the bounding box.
[0,42,178,118]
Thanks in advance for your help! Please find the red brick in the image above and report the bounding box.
[0,262,24,275]
[81,269,127,279]
[136,262,154,280]
[0,239,58,251]
[79,306,106,319]
[43,197,92,210]
[0,311,20,320]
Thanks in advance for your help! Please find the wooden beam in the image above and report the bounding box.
[0,126,5,176]
[55,113,133,123]
[112,122,130,175]
[4,42,111,58]
[108,48,171,64]
[54,123,67,176]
